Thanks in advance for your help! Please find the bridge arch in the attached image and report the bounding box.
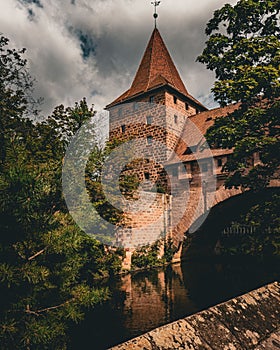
[180,187,280,260]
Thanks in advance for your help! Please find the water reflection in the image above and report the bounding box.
[118,264,197,335]
[70,258,279,350]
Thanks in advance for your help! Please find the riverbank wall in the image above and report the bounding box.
[110,281,280,349]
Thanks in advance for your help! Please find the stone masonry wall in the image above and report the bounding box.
[107,91,245,250]
[115,192,171,248]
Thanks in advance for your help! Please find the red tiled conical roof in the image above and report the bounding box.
[108,28,193,107]
[129,28,188,96]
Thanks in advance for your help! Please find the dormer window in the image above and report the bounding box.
[173,96,178,104]
[185,103,189,110]
[184,145,198,155]
[121,125,126,133]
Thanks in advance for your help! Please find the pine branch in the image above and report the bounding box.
[27,249,45,261]
[25,300,71,316]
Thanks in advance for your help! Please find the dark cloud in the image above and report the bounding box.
[27,8,35,20]
[19,0,43,8]
[75,29,97,60]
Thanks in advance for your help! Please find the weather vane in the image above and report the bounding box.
[151,1,161,28]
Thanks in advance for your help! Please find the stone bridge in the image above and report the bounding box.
[177,185,280,261]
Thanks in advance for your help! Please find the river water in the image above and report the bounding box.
[70,258,280,350]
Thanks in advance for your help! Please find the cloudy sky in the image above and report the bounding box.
[1,0,237,117]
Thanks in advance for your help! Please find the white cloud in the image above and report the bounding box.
[0,0,237,118]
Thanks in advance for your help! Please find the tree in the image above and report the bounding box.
[0,36,122,349]
[217,190,280,256]
[197,0,280,190]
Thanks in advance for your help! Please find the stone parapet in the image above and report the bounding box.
[110,282,280,350]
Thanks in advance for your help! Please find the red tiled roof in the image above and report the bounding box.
[188,103,240,136]
[107,28,202,107]
[166,103,240,165]
[173,103,240,157]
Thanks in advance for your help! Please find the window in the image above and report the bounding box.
[149,95,155,103]
[147,136,153,145]
[185,103,189,110]
[121,125,126,133]
[144,172,150,180]
[201,163,208,173]
[173,96,178,104]
[217,158,223,167]
[174,115,178,124]
[146,116,153,125]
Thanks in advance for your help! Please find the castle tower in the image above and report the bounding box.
[104,25,209,250]
[106,28,207,190]
[107,27,207,133]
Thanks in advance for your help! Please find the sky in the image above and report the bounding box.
[0,0,237,117]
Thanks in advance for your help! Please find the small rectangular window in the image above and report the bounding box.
[185,103,189,110]
[217,158,223,167]
[149,96,155,103]
[172,167,178,177]
[173,96,178,104]
[146,116,153,125]
[147,136,153,145]
[201,163,208,172]
[121,125,126,133]
[174,115,178,124]
[144,172,150,180]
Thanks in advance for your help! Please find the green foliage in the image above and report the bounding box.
[0,35,122,349]
[131,239,176,269]
[85,137,141,232]
[219,192,280,256]
[197,0,280,190]
[131,242,162,269]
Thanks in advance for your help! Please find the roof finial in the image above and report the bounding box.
[151,1,161,28]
